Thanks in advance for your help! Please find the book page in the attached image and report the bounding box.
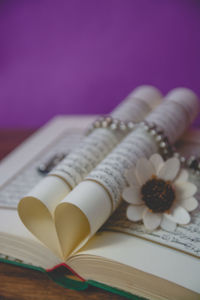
[0,208,61,269]
[70,231,200,295]
[0,129,84,209]
[104,200,200,258]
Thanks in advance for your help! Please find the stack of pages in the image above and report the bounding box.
[0,86,200,300]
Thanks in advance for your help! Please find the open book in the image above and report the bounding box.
[0,114,200,300]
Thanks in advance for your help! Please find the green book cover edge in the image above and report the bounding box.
[0,256,44,272]
[0,258,146,299]
[0,257,87,290]
[88,280,146,300]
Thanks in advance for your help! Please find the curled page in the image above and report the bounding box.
[49,86,161,196]
[145,88,199,143]
[55,88,199,259]
[18,85,162,257]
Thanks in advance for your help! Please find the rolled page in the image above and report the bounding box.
[48,85,162,203]
[18,85,162,257]
[145,88,199,143]
[55,88,199,258]
[20,86,161,213]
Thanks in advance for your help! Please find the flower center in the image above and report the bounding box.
[141,176,175,213]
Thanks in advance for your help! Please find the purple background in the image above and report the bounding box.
[0,0,200,128]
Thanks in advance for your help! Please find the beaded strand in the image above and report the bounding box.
[86,116,200,175]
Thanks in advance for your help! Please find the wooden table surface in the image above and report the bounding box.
[0,129,125,300]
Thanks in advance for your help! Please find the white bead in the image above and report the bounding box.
[102,121,108,128]
[180,156,186,163]
[150,129,156,136]
[110,123,117,130]
[160,142,166,148]
[156,135,162,142]
[127,122,134,129]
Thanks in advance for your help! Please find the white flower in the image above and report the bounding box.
[122,153,199,231]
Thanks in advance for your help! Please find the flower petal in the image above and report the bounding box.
[179,197,199,212]
[124,168,140,187]
[167,206,190,224]
[122,187,143,205]
[158,157,180,181]
[175,169,189,184]
[136,158,155,185]
[150,153,164,173]
[143,208,162,230]
[175,181,197,199]
[160,215,176,231]
[126,205,144,221]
